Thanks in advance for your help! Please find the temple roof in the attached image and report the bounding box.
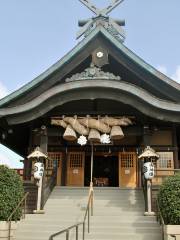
[0,25,179,124]
[0,25,180,107]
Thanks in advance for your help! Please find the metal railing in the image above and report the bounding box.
[41,166,57,208]
[49,188,94,240]
[7,192,29,240]
[156,199,165,240]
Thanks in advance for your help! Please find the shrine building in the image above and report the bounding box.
[0,0,180,191]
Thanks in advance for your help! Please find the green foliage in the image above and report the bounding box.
[158,174,180,225]
[0,165,24,221]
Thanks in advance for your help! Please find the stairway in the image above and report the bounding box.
[86,188,162,240]
[14,187,162,240]
[14,187,88,240]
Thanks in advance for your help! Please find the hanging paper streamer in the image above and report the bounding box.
[77,135,87,146]
[100,133,111,144]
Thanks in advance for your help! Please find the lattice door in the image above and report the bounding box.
[67,152,85,186]
[119,152,137,188]
[48,152,62,186]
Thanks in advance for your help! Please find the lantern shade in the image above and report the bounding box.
[110,126,124,140]
[63,124,77,141]
[138,146,159,159]
[27,147,48,159]
[88,129,101,143]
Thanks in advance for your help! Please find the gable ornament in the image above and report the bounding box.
[65,63,121,82]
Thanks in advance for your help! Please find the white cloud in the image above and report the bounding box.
[0,82,8,99]
[157,65,168,75]
[171,65,180,83]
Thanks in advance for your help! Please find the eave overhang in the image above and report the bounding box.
[0,80,180,124]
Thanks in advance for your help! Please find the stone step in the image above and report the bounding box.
[89,215,156,221]
[15,188,161,240]
[85,233,162,240]
[16,230,162,240]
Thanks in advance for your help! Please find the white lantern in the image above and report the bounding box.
[34,162,44,179]
[143,162,154,180]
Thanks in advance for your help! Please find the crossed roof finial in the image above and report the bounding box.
[77,0,126,42]
[79,0,124,16]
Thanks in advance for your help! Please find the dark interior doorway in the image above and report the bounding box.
[84,154,119,187]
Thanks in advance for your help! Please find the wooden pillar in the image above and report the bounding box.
[24,126,33,180]
[23,158,32,181]
[139,125,152,188]
[141,125,152,211]
[61,146,68,186]
[143,125,152,146]
[172,125,179,169]
[40,127,48,154]
[40,126,48,210]
[61,150,67,186]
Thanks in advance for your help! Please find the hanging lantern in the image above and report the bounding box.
[63,125,77,141]
[100,133,111,144]
[77,135,87,146]
[110,126,124,140]
[88,129,101,143]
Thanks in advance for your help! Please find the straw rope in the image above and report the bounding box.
[63,117,89,135]
[79,118,111,133]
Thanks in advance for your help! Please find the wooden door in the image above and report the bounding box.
[67,152,85,186]
[48,152,62,186]
[119,152,137,188]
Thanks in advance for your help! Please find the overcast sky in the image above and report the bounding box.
[0,0,180,167]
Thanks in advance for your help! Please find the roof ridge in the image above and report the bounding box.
[0,25,179,107]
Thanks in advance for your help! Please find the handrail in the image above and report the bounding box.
[7,192,29,221]
[41,166,57,208]
[156,199,165,240]
[49,188,94,240]
[7,192,29,240]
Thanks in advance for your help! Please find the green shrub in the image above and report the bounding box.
[0,165,24,221]
[158,174,180,225]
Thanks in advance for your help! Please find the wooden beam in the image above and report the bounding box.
[172,125,179,169]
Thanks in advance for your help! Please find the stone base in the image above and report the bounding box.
[144,211,156,216]
[33,210,45,214]
[0,221,18,239]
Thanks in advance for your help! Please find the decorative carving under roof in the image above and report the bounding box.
[65,63,121,82]
[77,0,126,42]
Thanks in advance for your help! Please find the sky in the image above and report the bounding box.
[0,0,180,168]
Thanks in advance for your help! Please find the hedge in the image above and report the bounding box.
[0,165,24,221]
[158,174,180,225]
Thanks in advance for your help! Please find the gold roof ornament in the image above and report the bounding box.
[138,146,159,159]
[27,147,48,159]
